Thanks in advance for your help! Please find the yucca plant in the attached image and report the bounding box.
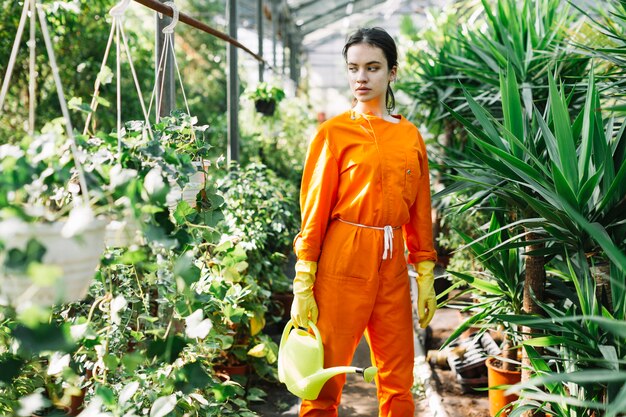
[571,0,626,112]
[398,0,483,136]
[499,254,626,417]
[445,59,626,415]
[446,61,626,272]
[442,207,525,369]
[451,0,589,113]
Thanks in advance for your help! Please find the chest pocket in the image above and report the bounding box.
[403,150,422,202]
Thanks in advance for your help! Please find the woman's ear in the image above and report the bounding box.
[390,66,398,82]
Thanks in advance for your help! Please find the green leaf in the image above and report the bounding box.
[122,352,144,373]
[547,72,578,194]
[174,253,201,286]
[13,322,74,355]
[560,203,626,273]
[247,387,267,402]
[605,382,626,417]
[522,335,565,347]
[551,163,579,210]
[462,88,505,150]
[500,62,524,157]
[211,382,239,403]
[176,362,211,394]
[68,96,93,114]
[172,201,195,225]
[95,385,116,408]
[103,354,119,371]
[578,67,596,182]
[150,394,177,417]
[598,154,626,213]
[522,335,593,354]
[0,355,25,383]
[147,336,187,363]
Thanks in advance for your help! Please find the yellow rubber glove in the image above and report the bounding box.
[416,260,436,328]
[290,260,319,328]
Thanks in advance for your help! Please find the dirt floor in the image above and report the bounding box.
[248,307,491,417]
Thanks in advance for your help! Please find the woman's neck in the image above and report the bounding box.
[353,102,386,118]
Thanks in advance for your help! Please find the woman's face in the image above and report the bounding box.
[346,43,396,106]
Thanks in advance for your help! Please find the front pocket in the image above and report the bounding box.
[403,151,421,202]
[317,222,378,281]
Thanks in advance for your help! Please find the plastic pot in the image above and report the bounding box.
[485,356,521,417]
[0,219,108,307]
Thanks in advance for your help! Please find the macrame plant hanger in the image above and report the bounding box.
[147,1,193,125]
[82,0,153,156]
[0,0,90,209]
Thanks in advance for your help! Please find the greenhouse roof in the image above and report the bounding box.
[237,0,444,46]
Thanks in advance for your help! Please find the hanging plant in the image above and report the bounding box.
[247,82,286,116]
[0,126,111,307]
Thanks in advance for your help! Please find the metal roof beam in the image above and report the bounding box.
[299,0,384,35]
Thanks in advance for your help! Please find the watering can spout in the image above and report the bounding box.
[278,320,378,401]
[293,365,377,400]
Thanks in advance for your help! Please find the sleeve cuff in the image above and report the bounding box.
[408,250,438,265]
[293,233,320,262]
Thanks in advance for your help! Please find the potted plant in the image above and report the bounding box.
[154,111,212,209]
[0,125,111,307]
[443,208,524,417]
[216,163,300,326]
[247,82,286,116]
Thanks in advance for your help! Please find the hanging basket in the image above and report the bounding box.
[0,219,108,307]
[104,219,144,248]
[254,99,277,116]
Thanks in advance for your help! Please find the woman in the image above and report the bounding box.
[291,27,437,416]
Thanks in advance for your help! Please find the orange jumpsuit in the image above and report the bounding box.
[293,110,437,417]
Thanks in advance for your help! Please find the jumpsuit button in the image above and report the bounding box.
[407,169,412,175]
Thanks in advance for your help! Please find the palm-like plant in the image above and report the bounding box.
[444,59,626,416]
[571,0,626,112]
[443,208,525,365]
[499,256,626,417]
[446,63,626,270]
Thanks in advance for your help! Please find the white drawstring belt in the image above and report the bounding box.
[337,218,400,260]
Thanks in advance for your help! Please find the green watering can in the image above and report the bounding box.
[278,319,378,400]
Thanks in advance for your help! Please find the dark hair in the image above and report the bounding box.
[342,27,397,112]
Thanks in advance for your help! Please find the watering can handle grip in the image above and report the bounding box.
[279,319,295,356]
[308,320,323,352]
[279,320,323,354]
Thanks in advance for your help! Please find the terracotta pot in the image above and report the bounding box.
[214,363,249,381]
[485,356,521,417]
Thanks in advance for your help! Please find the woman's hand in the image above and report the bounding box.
[415,260,436,328]
[291,260,319,328]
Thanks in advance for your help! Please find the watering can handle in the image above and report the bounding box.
[279,319,324,353]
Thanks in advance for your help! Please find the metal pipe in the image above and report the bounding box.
[133,0,271,67]
[257,0,264,82]
[226,0,239,163]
